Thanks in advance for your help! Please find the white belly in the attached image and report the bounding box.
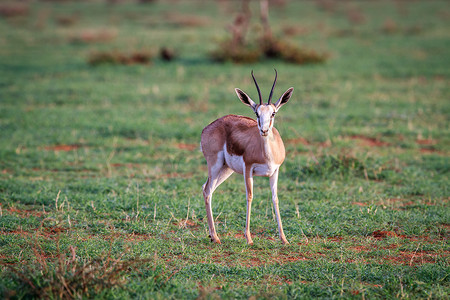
[253,162,279,177]
[223,144,279,177]
[223,144,244,174]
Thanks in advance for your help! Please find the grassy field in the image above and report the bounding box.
[0,0,449,298]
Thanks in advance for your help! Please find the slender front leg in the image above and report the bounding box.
[270,168,289,244]
[244,165,254,245]
[203,159,234,244]
[203,178,221,244]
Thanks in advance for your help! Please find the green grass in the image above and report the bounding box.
[0,0,449,298]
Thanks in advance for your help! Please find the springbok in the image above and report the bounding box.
[201,70,293,245]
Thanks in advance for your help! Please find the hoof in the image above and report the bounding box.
[210,236,221,244]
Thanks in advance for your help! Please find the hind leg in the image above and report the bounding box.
[203,152,233,243]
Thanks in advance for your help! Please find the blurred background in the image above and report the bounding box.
[0,1,448,298]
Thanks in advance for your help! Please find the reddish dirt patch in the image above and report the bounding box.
[350,135,390,147]
[121,233,153,242]
[174,219,200,229]
[349,245,371,252]
[44,144,81,151]
[352,202,367,206]
[43,226,67,235]
[419,148,441,154]
[441,224,450,230]
[416,139,437,145]
[242,251,310,267]
[6,207,47,218]
[176,143,198,151]
[372,230,403,239]
[110,163,140,168]
[382,198,416,210]
[384,250,449,265]
[0,227,64,240]
[327,236,344,242]
[386,198,408,203]
[233,233,245,239]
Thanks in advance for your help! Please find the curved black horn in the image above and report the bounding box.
[251,70,263,105]
[268,69,277,104]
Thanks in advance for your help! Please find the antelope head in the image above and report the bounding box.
[235,70,294,137]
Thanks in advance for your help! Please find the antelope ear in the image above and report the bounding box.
[235,88,257,110]
[275,87,294,110]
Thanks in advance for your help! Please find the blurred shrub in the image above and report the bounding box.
[211,35,327,65]
[210,39,262,64]
[261,36,328,64]
[88,50,153,66]
[0,3,29,18]
[159,47,177,61]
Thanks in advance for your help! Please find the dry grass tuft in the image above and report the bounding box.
[88,49,153,66]
[0,3,29,18]
[1,239,149,299]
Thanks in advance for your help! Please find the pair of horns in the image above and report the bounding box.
[251,69,277,105]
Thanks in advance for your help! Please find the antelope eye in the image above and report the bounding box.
[271,112,276,117]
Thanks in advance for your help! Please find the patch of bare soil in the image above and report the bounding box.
[352,202,367,206]
[372,230,404,239]
[44,144,82,151]
[175,143,198,151]
[6,207,47,218]
[384,250,449,266]
[118,233,153,242]
[419,148,441,154]
[381,198,415,210]
[349,135,390,147]
[174,219,201,229]
[0,226,66,241]
[415,139,445,154]
[110,163,140,168]
[416,139,437,145]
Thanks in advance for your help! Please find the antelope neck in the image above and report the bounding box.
[259,130,276,161]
